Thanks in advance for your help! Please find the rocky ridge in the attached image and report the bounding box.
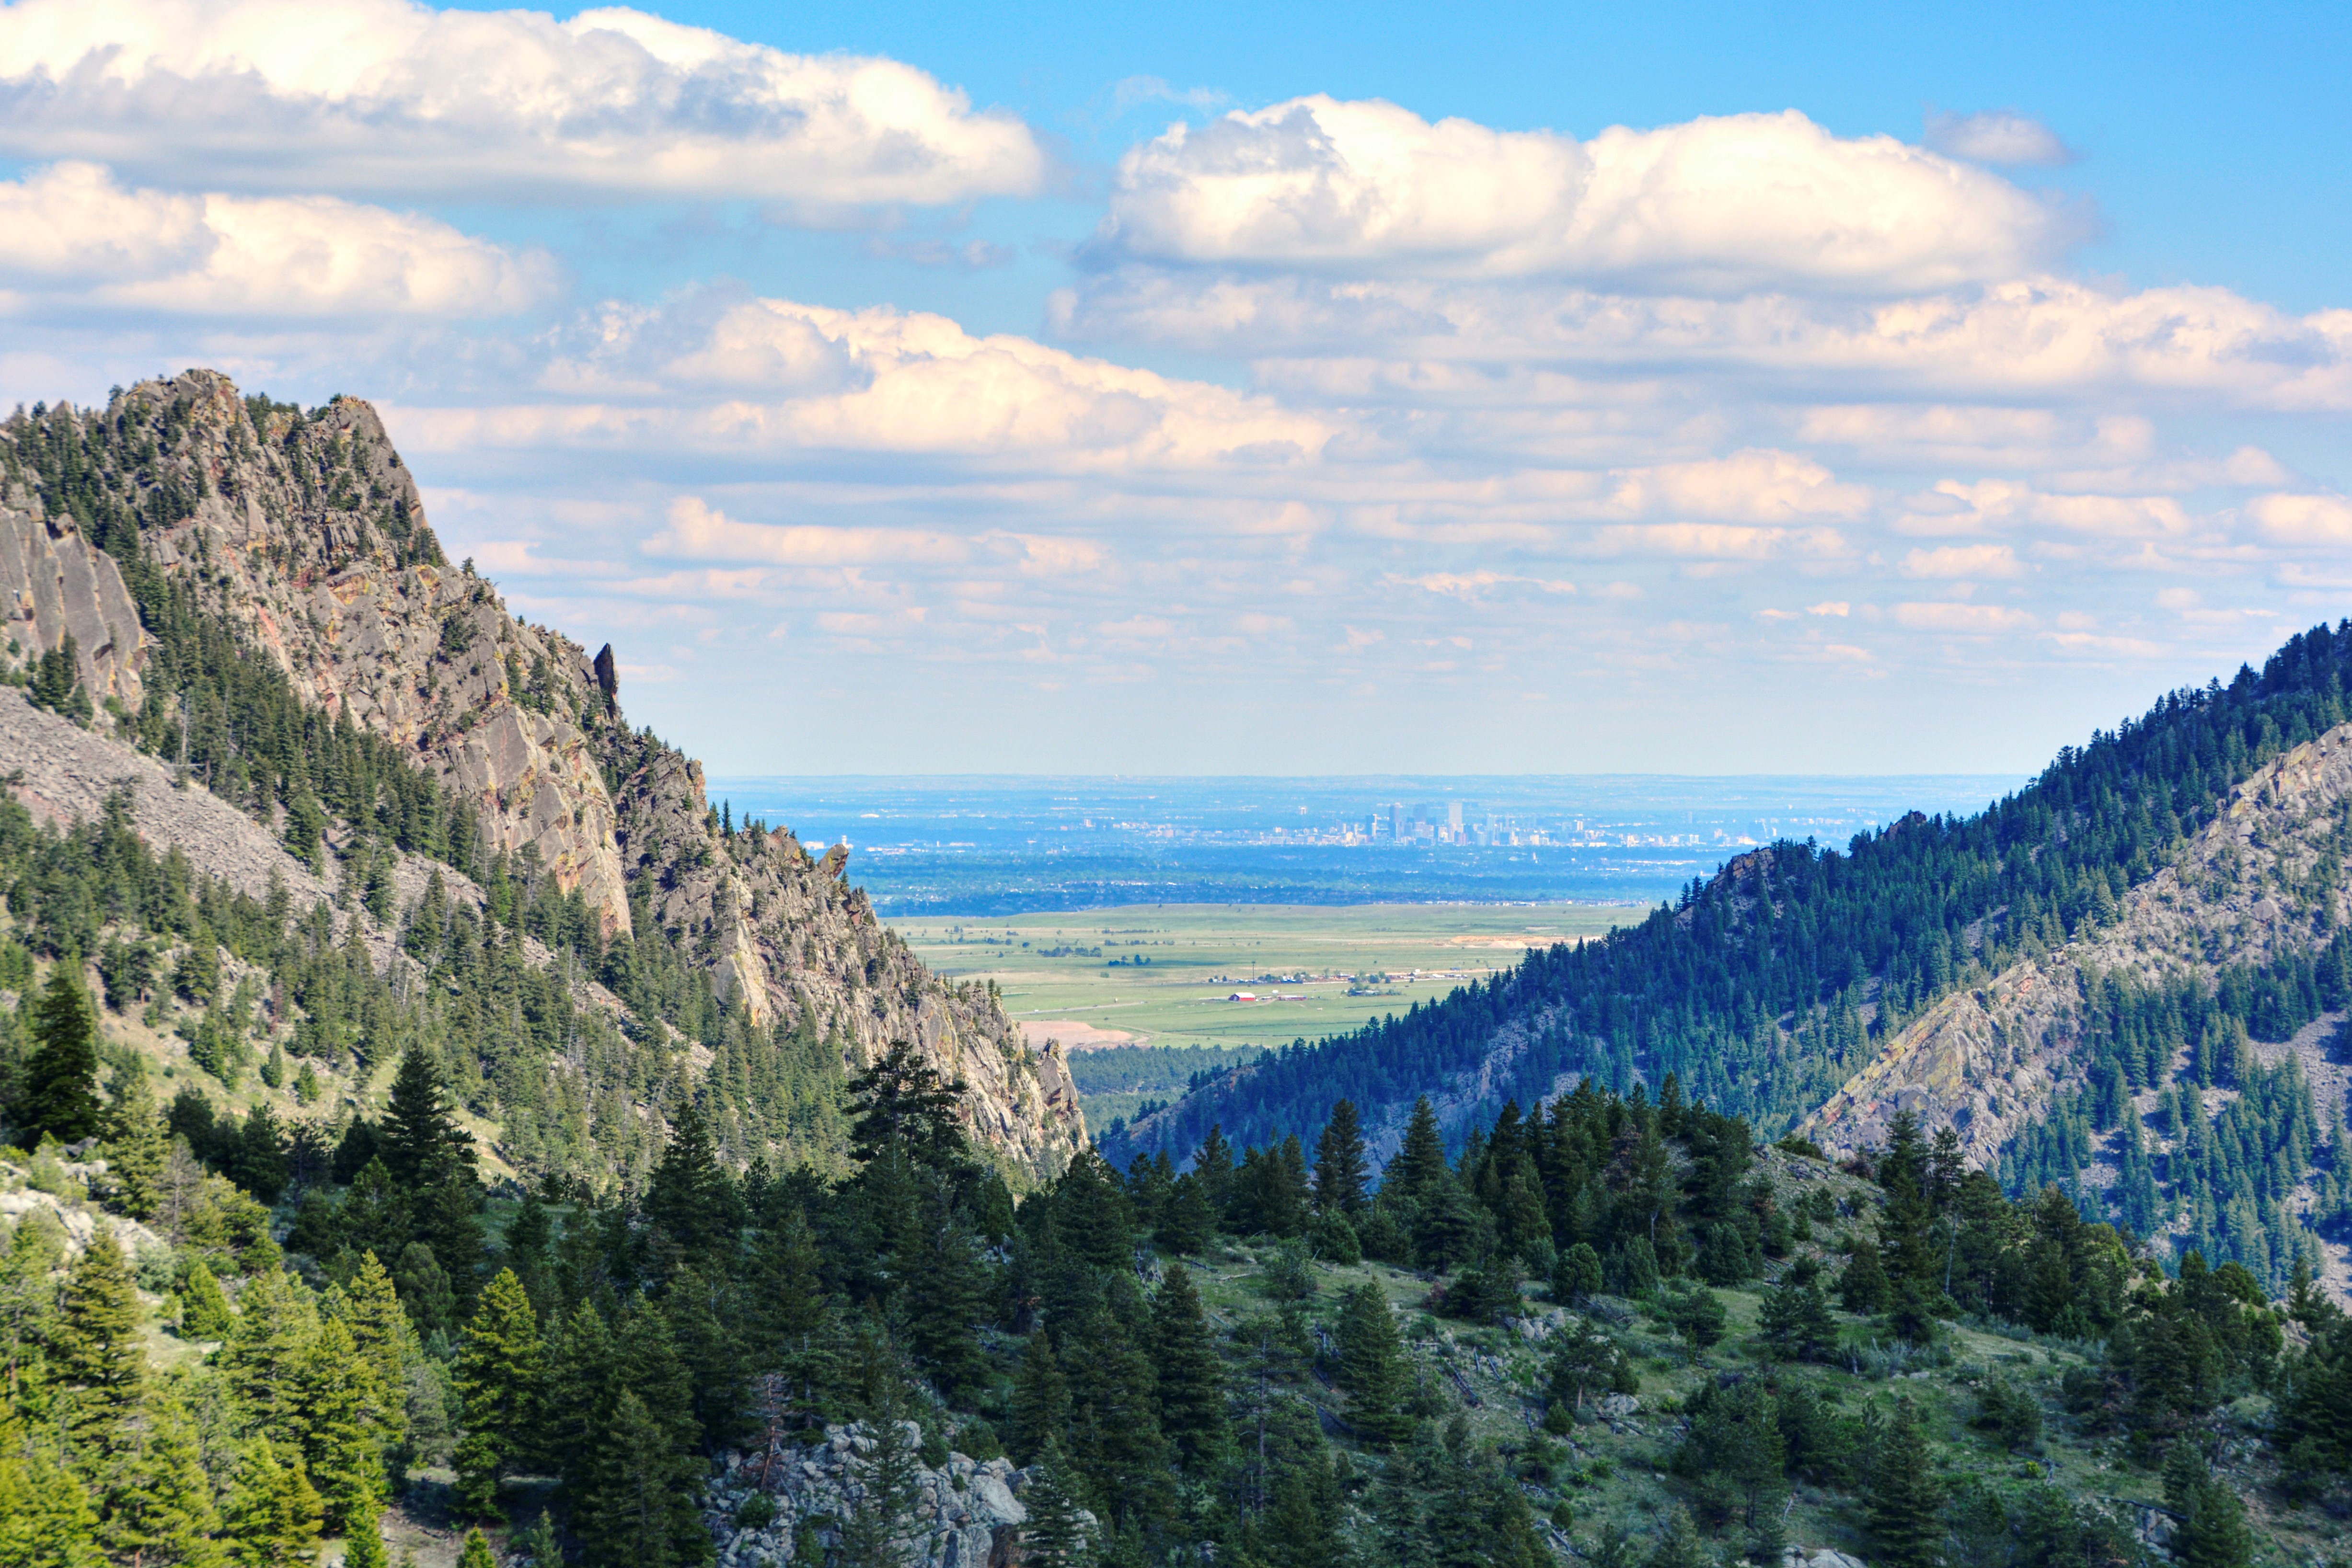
[0,371,1083,1177]
[1801,720,2352,1164]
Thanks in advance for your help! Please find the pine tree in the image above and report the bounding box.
[1840,1237,1892,1314]
[1336,1282,1410,1447]
[224,1267,315,1431]
[343,1496,392,1568]
[839,1391,925,1568]
[22,965,103,1144]
[102,1065,168,1220]
[1150,1264,1226,1474]
[97,1385,223,1568]
[0,1412,105,1568]
[56,1230,145,1447]
[382,1044,475,1190]
[1009,1332,1072,1464]
[2168,1447,2253,1568]
[577,1388,705,1568]
[291,1316,386,1532]
[1758,1257,1837,1362]
[455,1268,543,1517]
[223,1441,326,1568]
[1647,1506,1707,1568]
[1388,1097,1449,1204]
[1193,1125,1237,1220]
[458,1529,496,1568]
[1017,1438,1092,1568]
[899,1193,990,1399]
[646,1099,732,1263]
[182,1257,235,1340]
[1317,1100,1373,1222]
[1865,1400,1946,1568]
[323,1251,413,1466]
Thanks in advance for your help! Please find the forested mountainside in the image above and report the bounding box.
[0,369,1082,1185]
[10,1010,2350,1568]
[1107,626,2352,1291]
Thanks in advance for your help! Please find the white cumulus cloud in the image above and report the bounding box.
[0,160,555,315]
[1101,100,2081,294]
[0,0,1047,207]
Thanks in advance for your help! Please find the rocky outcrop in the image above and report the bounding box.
[0,498,145,711]
[703,1423,1082,1568]
[0,372,1085,1178]
[1803,721,2352,1165]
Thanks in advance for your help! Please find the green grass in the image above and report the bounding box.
[893,903,1637,1068]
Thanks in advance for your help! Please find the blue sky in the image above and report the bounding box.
[2,0,2348,774]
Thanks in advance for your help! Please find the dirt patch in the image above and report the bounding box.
[1019,1019,1140,1051]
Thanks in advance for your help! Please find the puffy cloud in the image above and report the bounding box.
[1924,109,2076,167]
[647,497,968,564]
[2248,492,2352,544]
[1061,271,2352,410]
[0,0,1046,207]
[0,160,554,315]
[401,293,1336,472]
[1102,100,2080,294]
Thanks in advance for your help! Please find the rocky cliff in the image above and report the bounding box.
[1800,721,2352,1166]
[0,370,1083,1177]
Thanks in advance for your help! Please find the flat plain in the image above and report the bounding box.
[892,902,1638,1124]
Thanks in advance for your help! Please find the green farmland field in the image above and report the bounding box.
[891,902,1639,1127]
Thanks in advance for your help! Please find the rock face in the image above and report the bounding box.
[0,371,1084,1178]
[0,500,146,711]
[704,1424,1080,1568]
[1802,722,2352,1180]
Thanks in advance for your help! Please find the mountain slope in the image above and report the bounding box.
[0,369,1082,1178]
[1107,626,2352,1282]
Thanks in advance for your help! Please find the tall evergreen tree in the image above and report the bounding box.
[1010,1332,1072,1465]
[454,1269,542,1516]
[1388,1098,1449,1204]
[21,965,103,1144]
[97,1387,223,1568]
[1336,1282,1410,1447]
[290,1316,386,1532]
[646,1100,733,1264]
[56,1231,145,1446]
[102,1065,168,1220]
[223,1441,325,1568]
[1017,1438,1093,1568]
[1865,1401,1946,1568]
[181,1257,235,1341]
[1150,1264,1226,1474]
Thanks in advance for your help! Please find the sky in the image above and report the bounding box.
[3,0,2350,776]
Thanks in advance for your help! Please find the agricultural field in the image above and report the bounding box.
[891,902,1639,1127]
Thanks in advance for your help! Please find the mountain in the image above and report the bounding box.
[0,369,1083,1181]
[1107,626,2352,1289]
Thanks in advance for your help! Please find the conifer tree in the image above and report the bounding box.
[1150,1264,1226,1474]
[840,1386,925,1568]
[181,1257,235,1340]
[1840,1237,1892,1314]
[382,1043,475,1189]
[1388,1097,1449,1205]
[455,1268,543,1517]
[102,1065,168,1220]
[223,1441,325,1568]
[1647,1506,1707,1568]
[97,1386,222,1568]
[900,1192,990,1399]
[0,1412,104,1568]
[457,1529,496,1568]
[1018,1438,1092,1568]
[56,1230,145,1446]
[323,1251,413,1466]
[1865,1400,1946,1568]
[291,1316,386,1532]
[664,1264,749,1453]
[1156,1172,1215,1255]
[22,965,103,1144]
[343,1496,392,1568]
[1193,1125,1237,1220]
[1336,1282,1409,1447]
[1758,1257,1837,1362]
[224,1267,314,1430]
[1063,1290,1170,1529]
[2167,1446,2253,1568]
[576,1388,705,1568]
[647,1100,733,1264]
[1009,1331,1072,1464]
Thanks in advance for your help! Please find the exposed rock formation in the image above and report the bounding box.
[1804,721,2352,1166]
[0,498,146,711]
[703,1423,1081,1568]
[0,371,1084,1177]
